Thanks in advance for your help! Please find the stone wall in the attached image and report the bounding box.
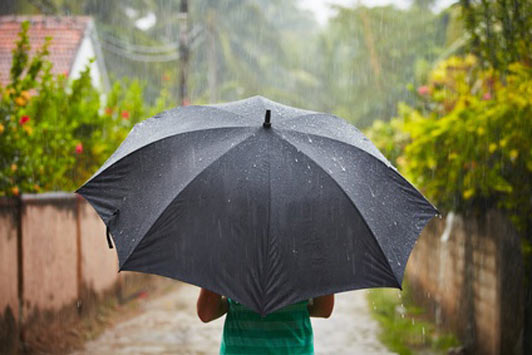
[406,210,524,355]
[0,193,123,354]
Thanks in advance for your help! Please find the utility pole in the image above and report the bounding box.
[178,0,190,106]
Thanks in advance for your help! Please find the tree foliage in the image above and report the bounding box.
[460,0,532,70]
[313,4,449,127]
[366,0,532,236]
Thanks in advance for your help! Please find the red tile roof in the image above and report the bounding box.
[0,15,92,86]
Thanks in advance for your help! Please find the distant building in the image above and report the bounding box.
[0,15,109,91]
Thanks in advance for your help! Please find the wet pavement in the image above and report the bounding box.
[73,283,394,355]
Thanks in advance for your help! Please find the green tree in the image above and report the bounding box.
[312,4,449,127]
[460,0,532,70]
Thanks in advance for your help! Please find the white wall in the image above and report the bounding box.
[69,30,103,91]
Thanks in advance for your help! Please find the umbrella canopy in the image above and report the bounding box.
[77,96,438,315]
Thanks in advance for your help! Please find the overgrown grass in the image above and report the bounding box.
[366,282,460,355]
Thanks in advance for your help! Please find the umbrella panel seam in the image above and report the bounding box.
[117,129,260,271]
[78,126,256,190]
[271,131,401,287]
[276,129,438,212]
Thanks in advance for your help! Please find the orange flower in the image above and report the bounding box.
[15,96,27,106]
[20,91,31,100]
[11,186,19,196]
[23,125,33,135]
[0,123,4,134]
[105,107,113,115]
[10,164,17,172]
[121,110,130,119]
[33,184,40,192]
[75,142,83,154]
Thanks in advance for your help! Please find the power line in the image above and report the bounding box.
[97,30,180,54]
[95,34,181,62]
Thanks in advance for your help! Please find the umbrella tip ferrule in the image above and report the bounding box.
[263,110,271,128]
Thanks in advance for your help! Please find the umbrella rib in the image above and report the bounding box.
[277,129,438,213]
[79,126,255,189]
[273,131,401,287]
[118,129,259,271]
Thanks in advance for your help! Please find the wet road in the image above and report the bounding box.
[74,283,394,355]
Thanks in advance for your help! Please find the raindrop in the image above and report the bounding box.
[341,166,346,172]
[295,158,299,163]
[227,199,231,203]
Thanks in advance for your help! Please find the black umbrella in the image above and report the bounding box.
[77,96,438,315]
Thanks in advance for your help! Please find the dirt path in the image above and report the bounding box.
[73,283,394,354]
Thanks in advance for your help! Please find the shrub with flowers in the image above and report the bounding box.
[367,55,532,235]
[0,21,171,196]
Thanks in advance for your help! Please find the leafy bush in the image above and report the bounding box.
[0,21,171,195]
[367,55,532,235]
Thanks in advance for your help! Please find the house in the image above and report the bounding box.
[0,15,109,91]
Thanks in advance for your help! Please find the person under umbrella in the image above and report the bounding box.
[197,288,334,354]
[77,96,437,353]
